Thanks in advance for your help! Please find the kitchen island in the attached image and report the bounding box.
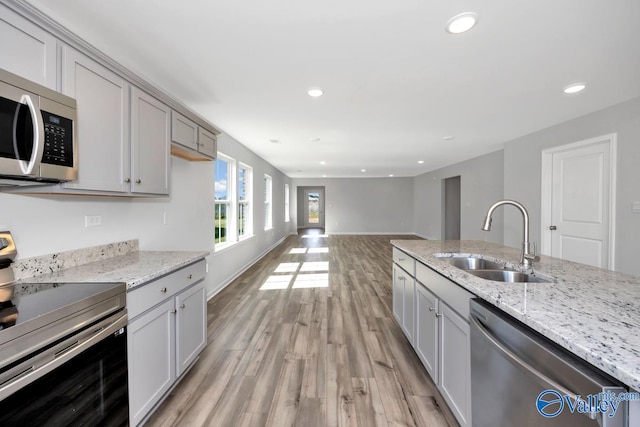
[391,239,640,391]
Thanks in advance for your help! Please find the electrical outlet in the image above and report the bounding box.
[85,215,102,227]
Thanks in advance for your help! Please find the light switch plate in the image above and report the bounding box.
[633,201,640,214]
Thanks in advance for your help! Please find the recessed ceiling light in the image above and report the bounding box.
[443,136,455,141]
[320,161,326,165]
[322,174,327,178]
[418,160,425,164]
[309,137,320,142]
[563,83,586,94]
[446,12,478,34]
[269,139,280,144]
[361,169,366,172]
[308,87,324,97]
[389,174,394,177]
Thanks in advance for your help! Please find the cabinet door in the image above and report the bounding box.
[403,273,415,344]
[171,110,198,150]
[0,4,57,89]
[415,284,438,382]
[392,264,403,325]
[130,87,170,195]
[439,303,471,427]
[61,47,130,192]
[128,299,176,427]
[197,127,217,158]
[176,282,207,377]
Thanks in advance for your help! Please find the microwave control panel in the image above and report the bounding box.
[41,111,73,167]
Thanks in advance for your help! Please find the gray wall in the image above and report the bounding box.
[413,150,505,242]
[503,96,640,276]
[290,177,414,234]
[0,133,292,299]
[208,134,293,295]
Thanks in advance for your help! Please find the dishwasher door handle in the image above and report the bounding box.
[470,314,598,421]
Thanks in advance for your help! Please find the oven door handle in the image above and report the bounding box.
[0,311,127,401]
[470,314,599,422]
[14,94,44,175]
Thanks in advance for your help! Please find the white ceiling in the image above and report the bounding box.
[25,0,640,178]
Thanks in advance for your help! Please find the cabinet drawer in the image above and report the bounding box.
[416,262,473,319]
[128,259,206,319]
[393,247,415,276]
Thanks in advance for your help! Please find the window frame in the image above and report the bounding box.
[264,174,273,230]
[238,162,253,240]
[284,183,290,223]
[215,153,236,249]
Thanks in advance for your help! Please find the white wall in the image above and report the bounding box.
[290,177,414,234]
[413,150,505,242]
[0,133,291,298]
[503,96,640,276]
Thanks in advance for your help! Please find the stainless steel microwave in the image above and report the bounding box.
[0,67,77,186]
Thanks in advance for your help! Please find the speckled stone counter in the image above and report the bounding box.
[391,239,640,390]
[13,240,209,294]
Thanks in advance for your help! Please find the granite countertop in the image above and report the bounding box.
[390,239,640,390]
[15,250,209,292]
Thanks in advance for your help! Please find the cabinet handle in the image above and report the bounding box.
[187,274,193,279]
[136,179,142,184]
[180,303,186,309]
[435,312,443,317]
[398,258,406,261]
[428,307,436,312]
[170,309,177,314]
[124,178,131,183]
[399,276,405,281]
[160,287,167,293]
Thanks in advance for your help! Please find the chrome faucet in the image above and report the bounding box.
[481,199,539,266]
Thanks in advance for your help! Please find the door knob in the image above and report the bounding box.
[549,225,557,231]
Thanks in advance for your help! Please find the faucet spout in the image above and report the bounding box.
[481,199,539,266]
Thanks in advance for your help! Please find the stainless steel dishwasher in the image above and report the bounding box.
[470,299,628,427]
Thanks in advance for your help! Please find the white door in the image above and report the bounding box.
[542,135,616,269]
[303,188,325,228]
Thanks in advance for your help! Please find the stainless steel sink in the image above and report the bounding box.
[440,255,506,271]
[467,269,551,283]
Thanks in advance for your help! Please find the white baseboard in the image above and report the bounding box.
[328,231,416,236]
[206,235,287,300]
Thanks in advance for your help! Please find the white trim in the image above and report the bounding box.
[328,231,417,236]
[540,133,617,269]
[206,235,287,300]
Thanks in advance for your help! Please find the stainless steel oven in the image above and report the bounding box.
[0,232,128,426]
[0,67,77,186]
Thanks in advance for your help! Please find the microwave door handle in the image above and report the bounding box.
[17,94,43,175]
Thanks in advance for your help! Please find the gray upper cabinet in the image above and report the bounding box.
[131,87,170,195]
[0,4,56,89]
[61,46,131,193]
[197,127,217,158]
[170,111,217,161]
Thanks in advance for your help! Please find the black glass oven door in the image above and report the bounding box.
[0,327,128,426]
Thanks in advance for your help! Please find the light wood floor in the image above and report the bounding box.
[147,231,452,427]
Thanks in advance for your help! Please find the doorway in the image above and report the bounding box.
[541,134,617,269]
[442,176,461,240]
[298,187,325,229]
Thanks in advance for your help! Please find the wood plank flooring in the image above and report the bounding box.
[146,231,453,427]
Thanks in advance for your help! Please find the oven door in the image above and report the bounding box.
[0,80,44,177]
[0,312,128,426]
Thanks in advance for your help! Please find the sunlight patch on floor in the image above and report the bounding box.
[259,274,294,290]
[274,262,300,273]
[308,247,329,254]
[292,273,329,289]
[300,261,329,272]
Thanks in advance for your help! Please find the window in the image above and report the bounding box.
[238,163,253,239]
[215,154,253,249]
[215,155,235,246]
[284,184,290,222]
[264,174,272,230]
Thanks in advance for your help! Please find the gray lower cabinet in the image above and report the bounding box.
[0,3,57,89]
[415,283,438,382]
[392,250,473,427]
[392,263,415,343]
[127,260,207,426]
